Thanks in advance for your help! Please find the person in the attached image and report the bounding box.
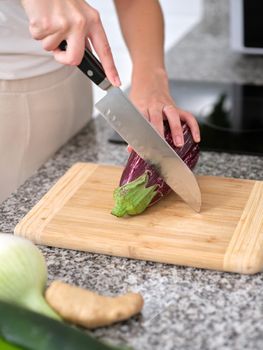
[0,0,200,203]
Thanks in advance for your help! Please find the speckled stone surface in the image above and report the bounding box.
[1,1,263,349]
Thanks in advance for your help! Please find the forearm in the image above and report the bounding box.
[114,0,165,75]
[114,0,200,145]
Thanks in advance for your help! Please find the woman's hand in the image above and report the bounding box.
[21,0,120,86]
[129,67,201,148]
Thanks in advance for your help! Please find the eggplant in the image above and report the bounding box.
[111,121,199,217]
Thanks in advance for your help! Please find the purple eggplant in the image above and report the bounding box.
[111,121,200,217]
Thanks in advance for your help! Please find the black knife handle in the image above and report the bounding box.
[59,41,111,90]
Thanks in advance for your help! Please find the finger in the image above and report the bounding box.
[137,107,149,121]
[53,34,85,65]
[42,32,65,52]
[148,106,164,137]
[178,109,201,143]
[29,19,60,40]
[89,20,121,86]
[127,145,133,153]
[163,105,184,147]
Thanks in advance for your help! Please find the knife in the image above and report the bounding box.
[59,41,201,212]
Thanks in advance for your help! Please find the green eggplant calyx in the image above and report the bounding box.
[111,173,158,217]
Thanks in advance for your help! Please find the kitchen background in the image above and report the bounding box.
[2,1,263,350]
[88,0,203,104]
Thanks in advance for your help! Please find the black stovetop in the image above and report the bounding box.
[108,80,263,156]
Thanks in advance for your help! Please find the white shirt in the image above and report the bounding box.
[0,0,62,79]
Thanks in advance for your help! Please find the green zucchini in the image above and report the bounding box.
[0,301,127,350]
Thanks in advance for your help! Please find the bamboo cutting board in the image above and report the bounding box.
[15,163,263,274]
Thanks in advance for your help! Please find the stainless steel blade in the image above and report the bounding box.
[95,87,201,211]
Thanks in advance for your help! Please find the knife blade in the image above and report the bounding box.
[96,88,201,212]
[59,41,201,211]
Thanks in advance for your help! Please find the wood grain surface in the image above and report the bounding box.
[15,163,263,274]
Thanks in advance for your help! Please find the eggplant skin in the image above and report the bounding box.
[119,121,199,206]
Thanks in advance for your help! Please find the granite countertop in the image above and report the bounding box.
[1,1,263,349]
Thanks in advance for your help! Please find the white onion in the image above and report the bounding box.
[0,233,60,319]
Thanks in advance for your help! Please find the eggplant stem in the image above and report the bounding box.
[111,173,158,217]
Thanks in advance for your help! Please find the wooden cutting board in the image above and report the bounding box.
[15,163,263,274]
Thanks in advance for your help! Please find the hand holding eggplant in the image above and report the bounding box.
[129,67,201,148]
